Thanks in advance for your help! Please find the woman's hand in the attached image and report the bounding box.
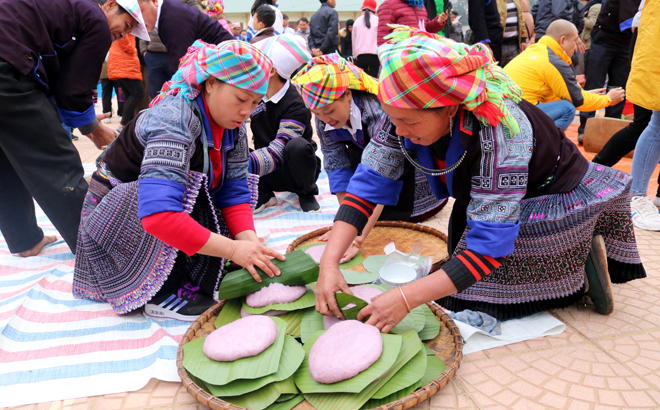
[228,240,285,282]
[339,242,360,264]
[315,262,352,318]
[318,229,332,242]
[358,288,409,333]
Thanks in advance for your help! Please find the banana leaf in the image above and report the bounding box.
[294,330,402,394]
[300,308,325,343]
[421,344,447,386]
[225,376,298,410]
[335,292,369,320]
[243,285,316,314]
[218,250,319,300]
[267,395,304,410]
[214,298,242,328]
[277,308,307,338]
[182,317,288,386]
[371,339,425,399]
[304,330,424,410]
[204,335,304,397]
[361,381,423,409]
[340,269,379,285]
[417,304,441,341]
[275,394,297,403]
[362,255,388,274]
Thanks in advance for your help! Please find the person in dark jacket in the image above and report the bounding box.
[0,0,149,256]
[138,0,205,99]
[250,34,320,213]
[340,20,354,59]
[137,0,235,75]
[577,0,641,141]
[309,0,339,56]
[533,0,584,38]
[468,0,504,61]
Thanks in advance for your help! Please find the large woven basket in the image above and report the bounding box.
[177,301,462,410]
[286,221,451,273]
[177,222,461,409]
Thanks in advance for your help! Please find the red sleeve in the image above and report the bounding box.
[142,211,211,256]
[221,203,256,238]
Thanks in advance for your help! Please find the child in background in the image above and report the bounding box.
[250,5,277,43]
[249,34,320,213]
[206,0,232,33]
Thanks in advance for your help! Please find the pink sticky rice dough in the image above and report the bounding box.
[309,320,383,383]
[246,283,307,308]
[240,306,288,317]
[351,286,383,303]
[323,315,342,329]
[203,316,278,362]
[305,244,326,264]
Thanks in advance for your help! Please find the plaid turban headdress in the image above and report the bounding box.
[206,0,224,15]
[291,53,379,110]
[378,25,523,134]
[150,40,272,107]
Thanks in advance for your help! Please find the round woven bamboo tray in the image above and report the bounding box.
[177,222,460,409]
[286,221,451,273]
[177,303,462,410]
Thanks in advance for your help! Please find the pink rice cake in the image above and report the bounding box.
[240,306,288,317]
[309,320,383,383]
[246,283,307,308]
[203,316,278,362]
[323,286,384,329]
[305,244,326,264]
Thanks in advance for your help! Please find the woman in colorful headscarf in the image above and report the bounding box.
[314,27,646,330]
[206,0,232,33]
[292,53,447,263]
[73,40,284,321]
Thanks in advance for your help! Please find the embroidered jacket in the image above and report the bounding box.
[336,98,588,291]
[316,91,390,194]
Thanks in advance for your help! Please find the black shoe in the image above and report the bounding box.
[577,132,584,145]
[299,194,320,212]
[254,190,277,214]
[144,282,216,321]
[585,235,614,315]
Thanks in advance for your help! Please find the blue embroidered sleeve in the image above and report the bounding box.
[317,116,354,194]
[249,119,306,176]
[465,100,533,258]
[347,115,407,205]
[136,95,199,187]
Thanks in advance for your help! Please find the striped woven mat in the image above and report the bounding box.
[0,164,338,407]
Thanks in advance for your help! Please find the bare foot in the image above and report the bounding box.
[19,236,57,257]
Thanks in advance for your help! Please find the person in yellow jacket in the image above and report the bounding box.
[504,19,625,131]
[626,0,660,231]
